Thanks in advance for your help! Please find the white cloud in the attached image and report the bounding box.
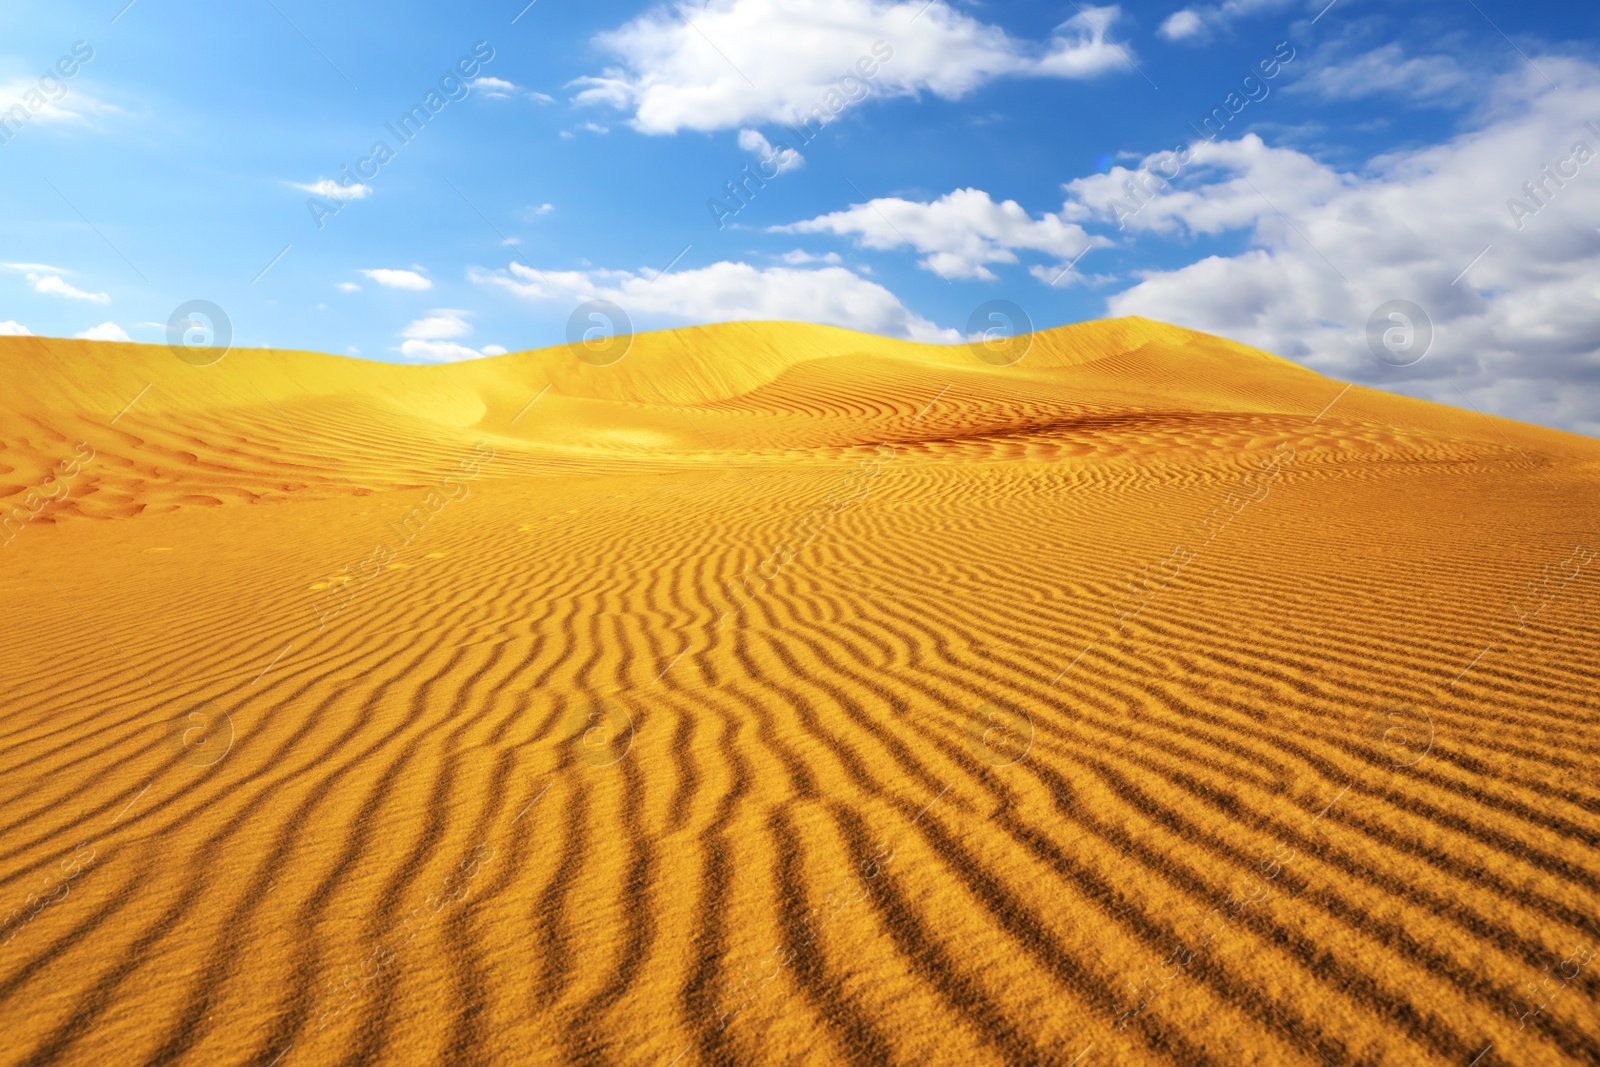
[469,76,553,104]
[1290,43,1469,104]
[1034,6,1129,78]
[738,128,804,171]
[336,281,361,292]
[76,322,131,342]
[291,179,372,201]
[360,268,432,290]
[475,76,520,100]
[1,262,68,273]
[0,320,31,335]
[471,259,959,343]
[778,187,1100,280]
[1158,11,1204,41]
[781,249,842,265]
[393,309,507,361]
[397,338,509,362]
[1064,56,1600,434]
[27,271,109,303]
[1157,0,1295,42]
[0,77,119,128]
[401,311,473,340]
[1062,136,1343,238]
[573,0,1132,134]
[1027,262,1109,289]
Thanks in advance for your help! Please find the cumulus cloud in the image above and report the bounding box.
[291,179,372,201]
[1062,136,1343,237]
[1157,10,1205,41]
[573,0,1132,134]
[76,322,131,342]
[335,281,361,292]
[26,271,109,303]
[0,320,31,335]
[401,311,473,340]
[394,310,507,362]
[738,128,804,171]
[778,187,1102,280]
[360,268,432,290]
[471,259,958,342]
[1035,5,1130,78]
[1059,56,1600,434]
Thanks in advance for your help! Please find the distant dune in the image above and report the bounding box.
[2,318,1598,1066]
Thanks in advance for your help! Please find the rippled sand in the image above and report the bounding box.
[2,318,1598,1066]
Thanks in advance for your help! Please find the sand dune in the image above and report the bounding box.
[1,317,1598,1066]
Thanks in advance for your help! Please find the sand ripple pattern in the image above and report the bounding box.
[1,319,1598,1066]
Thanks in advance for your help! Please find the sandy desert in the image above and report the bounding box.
[1,317,1598,1066]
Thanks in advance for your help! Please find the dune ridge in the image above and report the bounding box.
[1,318,1598,1066]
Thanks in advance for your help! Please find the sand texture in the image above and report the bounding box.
[2,318,1598,1066]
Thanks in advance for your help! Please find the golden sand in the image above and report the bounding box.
[1,318,1598,1065]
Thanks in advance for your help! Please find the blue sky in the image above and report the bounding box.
[3,0,1599,432]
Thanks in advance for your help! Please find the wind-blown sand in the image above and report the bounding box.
[1,318,1598,1066]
